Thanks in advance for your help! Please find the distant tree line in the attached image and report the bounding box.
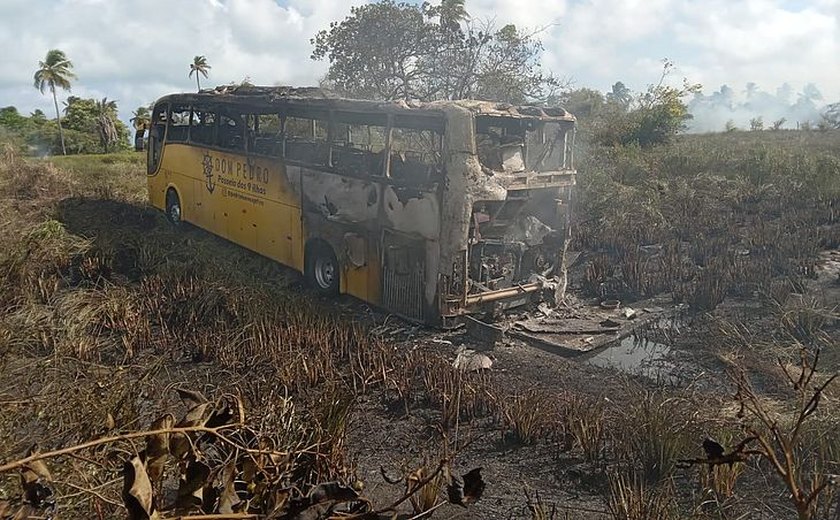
[0,98,132,156]
[312,3,696,148]
[1,48,212,156]
[687,82,840,132]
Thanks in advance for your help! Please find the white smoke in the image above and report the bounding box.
[687,82,826,132]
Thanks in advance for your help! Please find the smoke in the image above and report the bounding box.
[686,82,827,132]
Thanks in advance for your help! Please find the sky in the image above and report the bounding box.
[1,0,839,132]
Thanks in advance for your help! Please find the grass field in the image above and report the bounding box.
[0,134,838,519]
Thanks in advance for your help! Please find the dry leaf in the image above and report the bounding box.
[170,403,213,459]
[447,467,485,507]
[20,445,53,510]
[105,412,116,430]
[146,413,175,483]
[216,461,240,514]
[123,455,157,520]
[175,388,207,409]
[175,460,210,511]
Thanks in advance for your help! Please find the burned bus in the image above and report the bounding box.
[147,86,576,325]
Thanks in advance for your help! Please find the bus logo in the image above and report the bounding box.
[203,153,215,193]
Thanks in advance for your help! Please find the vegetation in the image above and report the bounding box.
[0,97,131,155]
[0,125,836,518]
[33,49,76,155]
[311,0,561,103]
[1,6,838,520]
[189,55,211,92]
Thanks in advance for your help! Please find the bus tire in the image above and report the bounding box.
[165,188,182,226]
[305,240,340,296]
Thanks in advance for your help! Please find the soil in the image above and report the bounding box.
[1,194,838,519]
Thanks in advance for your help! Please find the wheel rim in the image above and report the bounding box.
[168,199,181,223]
[314,256,336,289]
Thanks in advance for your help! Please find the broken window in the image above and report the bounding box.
[525,122,566,172]
[389,125,443,181]
[249,114,282,156]
[475,116,526,173]
[217,111,244,151]
[330,112,388,176]
[148,103,167,174]
[283,116,328,165]
[476,116,570,173]
[190,106,216,146]
[167,105,191,143]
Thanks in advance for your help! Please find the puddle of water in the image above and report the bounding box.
[584,336,675,380]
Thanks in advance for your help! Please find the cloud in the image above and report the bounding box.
[0,0,361,126]
[0,0,838,130]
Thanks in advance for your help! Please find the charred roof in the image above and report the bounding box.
[155,85,576,123]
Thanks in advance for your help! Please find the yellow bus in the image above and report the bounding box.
[147,86,576,326]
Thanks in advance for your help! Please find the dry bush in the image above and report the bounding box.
[605,470,677,520]
[675,348,840,520]
[562,394,607,462]
[0,387,483,519]
[611,389,698,484]
[420,355,493,431]
[496,389,555,446]
[0,156,77,201]
[776,295,833,344]
[694,430,748,499]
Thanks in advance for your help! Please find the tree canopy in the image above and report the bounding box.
[34,49,76,155]
[311,0,559,103]
[189,55,211,91]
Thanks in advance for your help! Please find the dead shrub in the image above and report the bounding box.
[777,295,832,343]
[562,395,607,462]
[421,355,492,431]
[605,470,677,520]
[612,389,697,484]
[497,389,554,445]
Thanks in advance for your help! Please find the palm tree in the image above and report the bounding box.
[189,55,211,92]
[34,49,76,155]
[130,106,151,151]
[95,97,119,153]
[439,0,468,31]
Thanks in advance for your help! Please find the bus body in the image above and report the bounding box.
[147,86,576,326]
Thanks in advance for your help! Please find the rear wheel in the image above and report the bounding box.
[165,189,182,225]
[306,241,340,295]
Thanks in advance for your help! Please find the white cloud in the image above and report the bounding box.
[0,0,839,130]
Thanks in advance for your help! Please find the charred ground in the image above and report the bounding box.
[0,130,838,519]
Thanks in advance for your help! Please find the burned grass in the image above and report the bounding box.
[574,131,840,328]
[0,134,838,520]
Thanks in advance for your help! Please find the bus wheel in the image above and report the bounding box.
[306,241,340,295]
[165,189,182,225]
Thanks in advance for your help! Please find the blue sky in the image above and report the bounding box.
[1,0,838,131]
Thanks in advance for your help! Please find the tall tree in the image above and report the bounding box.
[606,81,632,108]
[33,49,76,155]
[437,0,468,32]
[189,55,211,92]
[94,97,119,153]
[312,2,433,100]
[312,1,557,103]
[130,106,151,151]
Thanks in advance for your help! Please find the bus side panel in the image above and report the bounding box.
[151,143,304,273]
[256,202,303,272]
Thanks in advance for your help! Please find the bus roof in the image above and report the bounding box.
[155,85,576,124]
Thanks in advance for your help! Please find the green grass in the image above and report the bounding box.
[42,151,148,202]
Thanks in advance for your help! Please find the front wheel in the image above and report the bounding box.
[305,241,340,295]
[165,189,182,225]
